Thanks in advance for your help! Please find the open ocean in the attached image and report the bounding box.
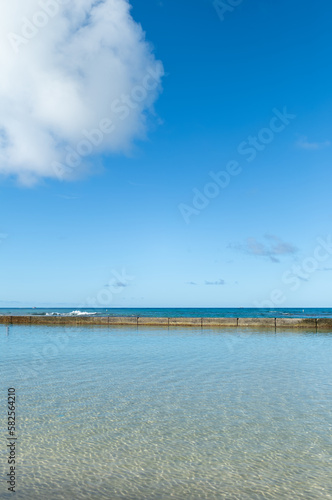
[2,307,332,318]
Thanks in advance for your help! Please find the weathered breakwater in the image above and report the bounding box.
[1,316,332,329]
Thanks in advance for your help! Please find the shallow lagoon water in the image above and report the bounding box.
[1,325,332,499]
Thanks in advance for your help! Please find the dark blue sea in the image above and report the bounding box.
[1,307,332,318]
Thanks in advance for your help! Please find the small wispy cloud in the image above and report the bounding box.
[205,279,225,285]
[57,195,80,200]
[128,181,155,188]
[105,281,129,288]
[296,137,331,150]
[186,279,225,285]
[230,234,297,263]
[0,300,22,305]
[114,281,129,288]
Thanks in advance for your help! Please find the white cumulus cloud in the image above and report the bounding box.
[0,0,163,185]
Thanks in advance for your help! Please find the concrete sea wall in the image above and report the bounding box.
[1,316,332,330]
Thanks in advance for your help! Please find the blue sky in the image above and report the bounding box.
[1,0,332,307]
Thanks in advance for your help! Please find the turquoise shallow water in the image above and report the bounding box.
[1,324,332,499]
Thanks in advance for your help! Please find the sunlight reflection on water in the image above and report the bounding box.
[1,325,332,499]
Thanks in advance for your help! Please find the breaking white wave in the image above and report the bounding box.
[46,311,97,317]
[69,310,97,316]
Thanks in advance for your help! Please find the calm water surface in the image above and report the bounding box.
[1,325,332,499]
